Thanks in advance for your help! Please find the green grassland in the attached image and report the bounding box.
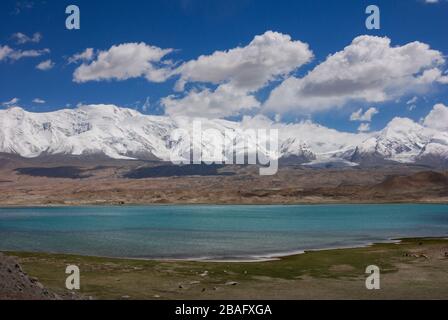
[4,238,448,300]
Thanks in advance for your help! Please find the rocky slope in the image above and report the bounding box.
[0,253,58,300]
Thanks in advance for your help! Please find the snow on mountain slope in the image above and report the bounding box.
[280,138,316,161]
[350,117,436,163]
[0,105,318,162]
[0,104,447,166]
[239,116,369,161]
[0,105,175,160]
[416,132,448,166]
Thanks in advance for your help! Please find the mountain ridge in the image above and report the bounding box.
[1,104,447,167]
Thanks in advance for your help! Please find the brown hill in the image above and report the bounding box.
[375,171,448,191]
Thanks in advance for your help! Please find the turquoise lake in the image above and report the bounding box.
[0,205,447,260]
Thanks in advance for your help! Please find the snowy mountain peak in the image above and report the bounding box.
[280,137,316,162]
[352,117,435,163]
[0,105,447,167]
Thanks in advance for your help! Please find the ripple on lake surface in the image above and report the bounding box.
[0,204,447,260]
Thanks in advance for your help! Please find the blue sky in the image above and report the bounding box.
[1,0,447,133]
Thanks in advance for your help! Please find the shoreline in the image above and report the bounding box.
[3,237,447,263]
[4,237,448,300]
[1,201,448,209]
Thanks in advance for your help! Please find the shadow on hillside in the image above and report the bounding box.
[124,164,236,179]
[15,167,93,179]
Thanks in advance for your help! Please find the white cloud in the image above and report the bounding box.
[265,36,447,115]
[350,107,378,122]
[173,31,313,92]
[416,67,448,84]
[357,123,371,132]
[0,46,13,61]
[423,0,448,4]
[12,49,49,60]
[32,98,46,104]
[406,96,418,111]
[162,84,260,118]
[73,43,174,83]
[12,32,42,44]
[13,49,49,60]
[36,59,55,71]
[72,32,313,118]
[406,96,418,105]
[164,31,313,118]
[68,48,95,64]
[0,45,49,62]
[2,98,20,107]
[423,103,448,130]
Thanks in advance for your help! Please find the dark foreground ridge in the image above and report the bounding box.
[0,253,58,300]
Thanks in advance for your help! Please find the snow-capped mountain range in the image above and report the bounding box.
[0,104,447,167]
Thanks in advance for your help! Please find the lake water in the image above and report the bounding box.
[0,205,447,260]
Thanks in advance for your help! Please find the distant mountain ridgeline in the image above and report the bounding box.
[0,105,447,168]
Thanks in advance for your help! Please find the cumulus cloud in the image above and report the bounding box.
[173,31,313,92]
[164,31,313,118]
[36,59,55,71]
[68,48,95,64]
[350,107,378,122]
[12,32,42,44]
[0,45,49,62]
[162,84,260,118]
[73,43,174,83]
[265,36,447,114]
[423,103,448,130]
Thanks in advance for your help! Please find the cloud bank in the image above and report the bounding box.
[264,36,447,114]
[69,33,448,121]
[163,31,313,118]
